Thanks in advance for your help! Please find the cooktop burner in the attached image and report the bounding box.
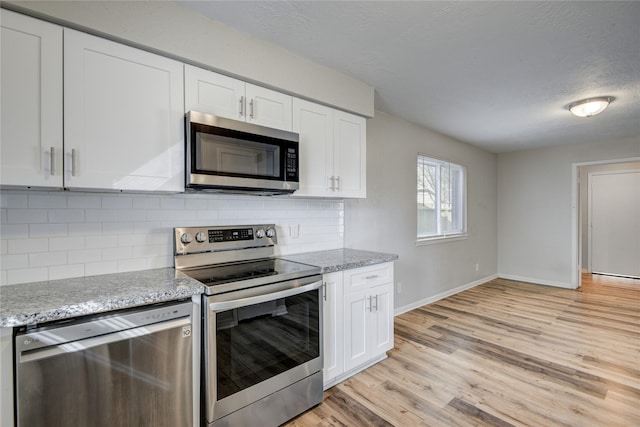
[174,225,321,295]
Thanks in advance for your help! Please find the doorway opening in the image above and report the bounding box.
[573,158,640,288]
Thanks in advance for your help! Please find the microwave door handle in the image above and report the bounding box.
[209,280,321,312]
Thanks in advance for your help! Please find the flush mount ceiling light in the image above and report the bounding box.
[567,96,615,117]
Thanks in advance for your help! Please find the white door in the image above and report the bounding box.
[322,272,344,386]
[246,84,292,131]
[333,110,366,198]
[184,65,245,121]
[292,98,333,197]
[590,171,640,278]
[343,290,370,372]
[64,29,184,192]
[1,10,63,188]
[370,283,394,357]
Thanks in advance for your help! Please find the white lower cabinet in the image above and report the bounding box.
[323,262,394,388]
[322,272,344,385]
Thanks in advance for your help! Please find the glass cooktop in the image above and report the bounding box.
[183,258,321,294]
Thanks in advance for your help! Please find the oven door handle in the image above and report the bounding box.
[209,280,321,312]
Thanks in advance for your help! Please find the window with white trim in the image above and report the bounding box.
[417,154,467,240]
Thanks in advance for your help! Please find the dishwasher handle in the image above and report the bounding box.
[18,316,192,364]
[209,280,321,312]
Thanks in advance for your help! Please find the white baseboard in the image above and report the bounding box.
[497,274,576,289]
[394,274,498,316]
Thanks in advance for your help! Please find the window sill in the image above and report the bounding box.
[416,233,469,246]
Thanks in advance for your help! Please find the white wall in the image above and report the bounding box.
[0,191,344,286]
[497,136,640,288]
[345,111,498,313]
[3,0,374,117]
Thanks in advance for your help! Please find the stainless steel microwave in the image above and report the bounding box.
[185,111,299,194]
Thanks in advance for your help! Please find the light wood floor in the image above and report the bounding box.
[286,274,640,426]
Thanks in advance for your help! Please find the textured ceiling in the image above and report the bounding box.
[176,1,640,153]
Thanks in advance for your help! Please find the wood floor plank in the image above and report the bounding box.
[285,274,640,427]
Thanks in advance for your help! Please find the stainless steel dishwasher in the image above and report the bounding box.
[14,300,194,427]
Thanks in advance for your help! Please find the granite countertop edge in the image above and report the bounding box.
[1,248,398,328]
[281,248,399,274]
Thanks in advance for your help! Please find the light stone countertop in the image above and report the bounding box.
[281,248,398,274]
[1,249,397,328]
[0,268,205,328]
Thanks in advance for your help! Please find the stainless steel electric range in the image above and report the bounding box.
[174,225,323,427]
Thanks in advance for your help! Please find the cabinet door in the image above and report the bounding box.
[322,272,344,386]
[370,282,394,357]
[246,84,292,131]
[292,98,333,197]
[184,65,245,121]
[1,10,63,188]
[343,289,371,372]
[333,110,366,198]
[64,29,184,192]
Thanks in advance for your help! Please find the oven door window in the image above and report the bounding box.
[195,131,281,179]
[215,289,320,400]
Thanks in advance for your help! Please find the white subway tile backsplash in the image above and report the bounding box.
[68,249,102,264]
[29,252,67,268]
[49,236,86,252]
[68,223,102,236]
[7,209,48,224]
[29,223,68,238]
[29,194,67,209]
[1,254,28,270]
[8,238,49,255]
[0,190,344,286]
[48,209,85,223]
[7,267,48,285]
[1,224,29,239]
[85,261,118,276]
[49,264,85,281]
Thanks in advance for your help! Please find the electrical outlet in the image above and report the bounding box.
[475,263,480,272]
[289,224,300,239]
[397,282,402,294]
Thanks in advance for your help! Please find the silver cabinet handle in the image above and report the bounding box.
[322,282,327,301]
[49,147,55,176]
[366,275,379,280]
[239,95,244,117]
[249,99,254,119]
[335,176,341,190]
[329,176,335,191]
[373,294,379,311]
[71,148,77,176]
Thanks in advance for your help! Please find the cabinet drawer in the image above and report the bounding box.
[343,262,393,294]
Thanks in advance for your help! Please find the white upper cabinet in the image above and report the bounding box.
[1,9,63,188]
[293,99,334,197]
[64,29,185,192]
[185,64,292,131]
[293,98,366,198]
[333,110,366,198]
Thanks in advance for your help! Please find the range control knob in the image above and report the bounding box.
[195,232,207,243]
[180,233,193,244]
[266,228,275,238]
[255,228,265,239]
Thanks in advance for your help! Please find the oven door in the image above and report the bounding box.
[204,275,322,424]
